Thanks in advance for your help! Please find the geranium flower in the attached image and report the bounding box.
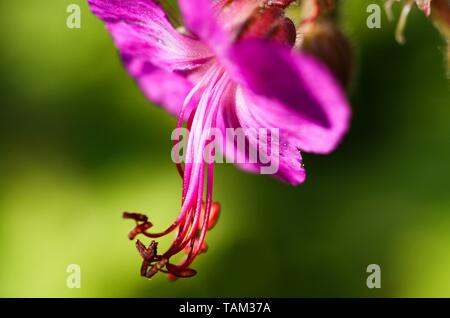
[88,0,351,279]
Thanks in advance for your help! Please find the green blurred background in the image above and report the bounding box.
[0,0,449,297]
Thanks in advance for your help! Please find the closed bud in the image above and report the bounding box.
[431,0,450,75]
[297,21,353,88]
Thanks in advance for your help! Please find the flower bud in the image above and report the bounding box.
[297,21,353,88]
[431,0,450,74]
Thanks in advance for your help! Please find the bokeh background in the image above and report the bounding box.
[1,0,450,297]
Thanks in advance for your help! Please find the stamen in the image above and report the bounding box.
[123,212,153,240]
[173,67,218,178]
[167,72,226,259]
[124,66,228,279]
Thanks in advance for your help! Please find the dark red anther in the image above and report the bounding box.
[123,212,153,240]
[140,260,151,277]
[123,212,149,223]
[128,222,152,240]
[143,264,160,279]
[141,257,169,279]
[136,240,158,261]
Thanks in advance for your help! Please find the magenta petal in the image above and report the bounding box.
[227,40,351,154]
[178,0,229,52]
[215,84,306,185]
[126,57,194,116]
[232,87,307,185]
[88,0,212,115]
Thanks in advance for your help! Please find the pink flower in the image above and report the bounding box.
[88,0,351,279]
